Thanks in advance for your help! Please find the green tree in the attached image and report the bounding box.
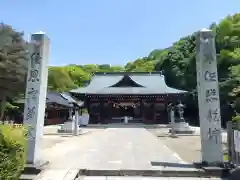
[154,35,196,91]
[0,23,28,119]
[48,67,77,92]
[81,64,99,75]
[64,65,90,87]
[125,57,155,72]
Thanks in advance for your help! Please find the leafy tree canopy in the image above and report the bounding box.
[0,23,28,119]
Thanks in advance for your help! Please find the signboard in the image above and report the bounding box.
[196,28,223,163]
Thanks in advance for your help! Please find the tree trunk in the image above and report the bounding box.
[0,96,6,120]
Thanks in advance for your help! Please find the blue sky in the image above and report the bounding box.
[1,0,240,66]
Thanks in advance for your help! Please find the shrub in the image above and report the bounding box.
[0,124,28,179]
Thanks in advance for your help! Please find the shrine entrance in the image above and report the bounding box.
[124,105,134,117]
[111,102,142,123]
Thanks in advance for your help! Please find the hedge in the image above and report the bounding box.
[0,124,28,179]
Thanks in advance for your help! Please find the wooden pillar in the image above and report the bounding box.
[103,101,109,124]
[153,102,156,124]
[107,101,112,122]
[86,97,91,123]
[100,99,103,123]
[108,102,112,123]
[141,100,145,123]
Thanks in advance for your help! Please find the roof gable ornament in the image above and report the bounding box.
[110,75,145,87]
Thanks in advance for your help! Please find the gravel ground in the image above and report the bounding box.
[148,128,227,163]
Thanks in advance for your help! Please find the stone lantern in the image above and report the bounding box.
[176,101,185,122]
[169,101,194,134]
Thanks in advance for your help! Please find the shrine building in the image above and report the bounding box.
[70,72,187,124]
[15,92,83,125]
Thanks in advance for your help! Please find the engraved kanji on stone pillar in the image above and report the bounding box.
[23,32,50,164]
[196,28,223,164]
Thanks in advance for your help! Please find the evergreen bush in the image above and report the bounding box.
[0,124,28,179]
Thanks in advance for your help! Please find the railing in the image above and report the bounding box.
[227,121,240,166]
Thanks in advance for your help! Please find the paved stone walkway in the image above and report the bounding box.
[48,127,185,170]
[36,127,224,180]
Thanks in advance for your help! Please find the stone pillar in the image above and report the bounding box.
[124,116,128,124]
[196,28,223,164]
[74,109,79,135]
[23,32,49,165]
[170,108,177,137]
[69,108,73,121]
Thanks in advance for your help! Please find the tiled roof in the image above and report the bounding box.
[60,92,84,107]
[15,92,84,107]
[47,92,73,107]
[70,72,187,95]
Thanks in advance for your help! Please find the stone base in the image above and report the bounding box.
[169,133,178,138]
[169,129,195,134]
[24,160,49,172]
[21,160,49,179]
[169,122,194,134]
[58,121,79,133]
[57,129,80,133]
[57,129,73,133]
